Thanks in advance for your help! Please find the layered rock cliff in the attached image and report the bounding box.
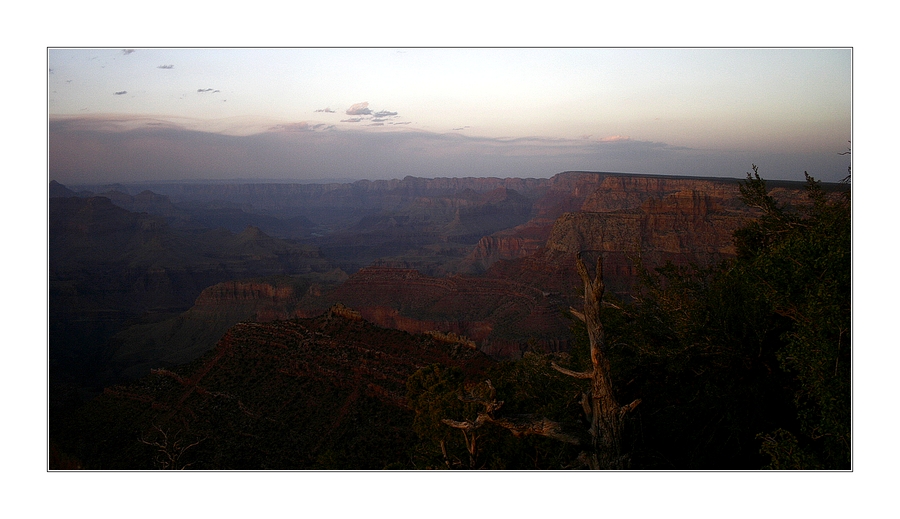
[297,266,573,358]
[105,271,353,381]
[467,172,817,274]
[53,172,830,379]
[49,195,337,391]
[108,172,821,362]
[486,172,815,297]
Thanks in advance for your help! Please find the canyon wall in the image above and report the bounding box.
[479,172,816,296]
[142,173,821,361]
[296,266,573,358]
[55,172,829,370]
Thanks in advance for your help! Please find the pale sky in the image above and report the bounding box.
[48,47,851,184]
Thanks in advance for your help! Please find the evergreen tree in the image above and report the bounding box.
[738,167,851,469]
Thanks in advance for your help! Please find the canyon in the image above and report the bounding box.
[50,169,849,470]
[51,171,830,396]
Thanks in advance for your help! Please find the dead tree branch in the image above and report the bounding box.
[438,254,641,468]
[139,424,206,470]
[552,252,641,469]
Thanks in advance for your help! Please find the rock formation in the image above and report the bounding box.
[50,172,832,388]
[55,312,495,469]
[296,266,573,358]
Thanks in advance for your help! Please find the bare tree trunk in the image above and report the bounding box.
[439,254,638,469]
[442,415,483,469]
[553,252,640,469]
[441,379,580,469]
[139,424,206,470]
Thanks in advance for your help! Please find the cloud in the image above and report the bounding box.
[315,108,335,113]
[598,135,631,143]
[372,110,398,118]
[268,122,335,133]
[157,65,174,69]
[197,88,220,93]
[114,91,127,95]
[122,49,135,55]
[346,102,373,116]
[269,122,311,132]
[340,117,363,123]
[49,115,846,184]
[453,126,471,131]
[369,122,384,126]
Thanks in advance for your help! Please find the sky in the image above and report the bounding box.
[48,47,852,184]
[48,47,851,184]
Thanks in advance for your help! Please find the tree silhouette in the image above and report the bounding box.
[551,252,641,469]
[138,424,206,470]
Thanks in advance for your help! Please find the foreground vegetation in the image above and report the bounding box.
[406,167,850,469]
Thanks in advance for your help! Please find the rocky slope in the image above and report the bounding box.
[53,309,494,469]
[49,195,334,392]
[105,276,326,380]
[296,266,573,358]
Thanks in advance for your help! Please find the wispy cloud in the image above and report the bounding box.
[340,103,400,126]
[598,135,631,143]
[269,122,311,132]
[157,65,174,69]
[315,108,335,113]
[197,88,220,93]
[268,122,336,133]
[114,91,127,95]
[122,49,135,55]
[346,102,373,116]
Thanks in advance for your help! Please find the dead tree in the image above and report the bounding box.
[439,254,638,469]
[552,252,641,469]
[441,380,579,469]
[139,424,206,470]
[440,381,499,469]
